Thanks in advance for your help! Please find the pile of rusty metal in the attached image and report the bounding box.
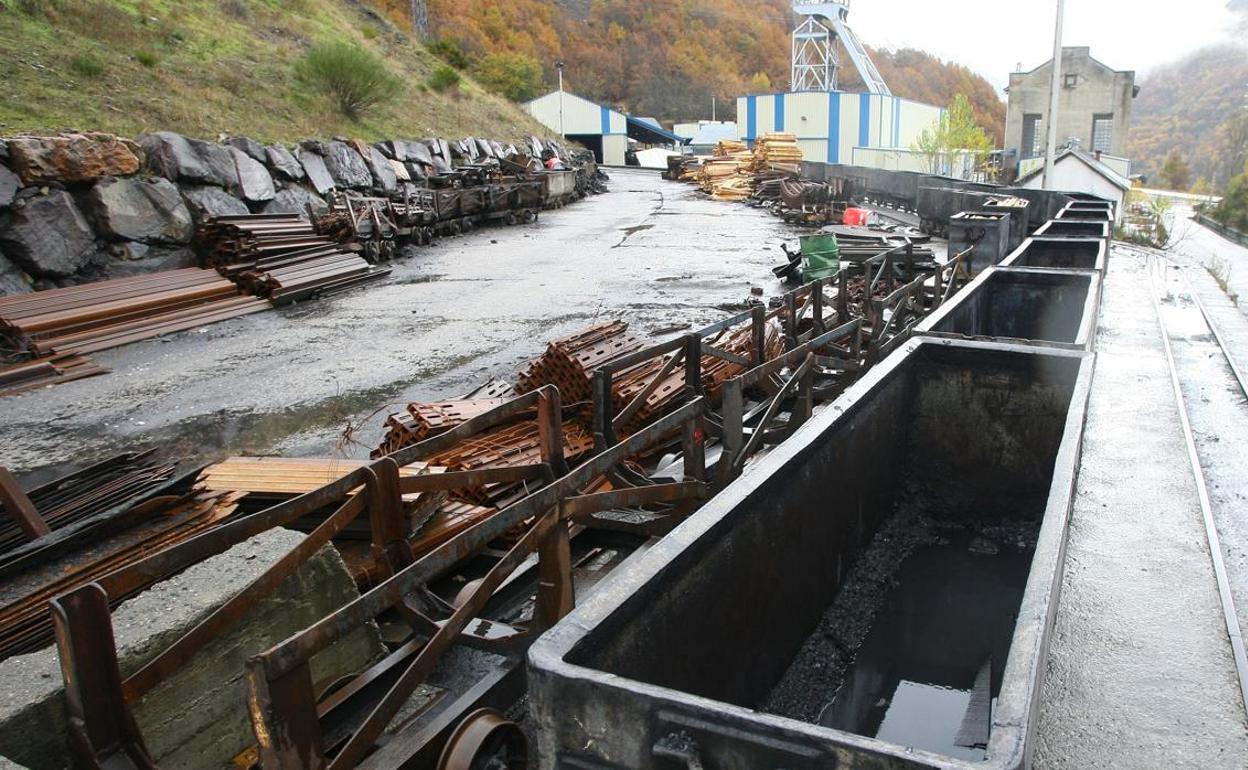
[0,454,244,660]
[198,213,390,305]
[0,451,178,559]
[0,268,270,384]
[517,321,644,402]
[0,353,107,396]
[754,177,857,225]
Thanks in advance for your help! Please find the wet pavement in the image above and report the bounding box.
[0,169,797,480]
[1035,248,1248,768]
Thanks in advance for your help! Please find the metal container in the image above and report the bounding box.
[1054,204,1113,223]
[1033,219,1110,242]
[949,212,1012,275]
[915,267,1099,350]
[530,338,1093,770]
[1001,236,1106,271]
[541,170,578,204]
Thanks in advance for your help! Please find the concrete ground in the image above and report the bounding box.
[0,169,796,481]
[1035,246,1248,767]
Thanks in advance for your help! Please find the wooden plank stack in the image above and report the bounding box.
[750,132,803,174]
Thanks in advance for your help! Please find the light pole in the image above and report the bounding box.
[556,60,565,138]
[1041,0,1065,190]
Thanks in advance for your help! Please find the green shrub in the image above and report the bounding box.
[69,54,104,78]
[298,41,403,118]
[361,23,380,40]
[472,52,543,101]
[427,65,461,93]
[427,38,470,70]
[135,50,159,67]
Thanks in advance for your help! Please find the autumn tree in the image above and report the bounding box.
[1213,160,1248,232]
[472,52,544,101]
[912,94,995,176]
[1160,150,1192,191]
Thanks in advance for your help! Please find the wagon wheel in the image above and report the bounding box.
[449,220,463,236]
[436,708,528,770]
[505,211,517,226]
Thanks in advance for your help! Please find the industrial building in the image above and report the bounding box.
[734,2,944,172]
[526,90,687,166]
[734,91,942,168]
[1004,46,1138,176]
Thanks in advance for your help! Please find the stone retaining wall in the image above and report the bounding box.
[0,131,526,295]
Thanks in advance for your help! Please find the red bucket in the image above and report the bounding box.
[843,207,869,226]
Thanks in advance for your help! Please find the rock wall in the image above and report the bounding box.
[0,131,523,294]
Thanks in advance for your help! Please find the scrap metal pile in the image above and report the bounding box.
[0,240,975,768]
[0,452,243,659]
[0,139,607,397]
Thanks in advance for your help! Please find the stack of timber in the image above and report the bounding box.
[750,132,803,175]
[698,140,755,201]
[197,213,390,305]
[198,456,446,540]
[0,268,270,360]
[695,135,803,202]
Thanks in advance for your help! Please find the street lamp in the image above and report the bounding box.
[555,61,565,138]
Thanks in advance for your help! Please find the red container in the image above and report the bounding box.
[843,207,869,226]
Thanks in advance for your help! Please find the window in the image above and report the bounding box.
[1092,114,1114,153]
[1021,114,1043,159]
[1064,73,1078,88]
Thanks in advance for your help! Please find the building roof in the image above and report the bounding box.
[625,115,689,146]
[1017,147,1132,191]
[679,122,739,146]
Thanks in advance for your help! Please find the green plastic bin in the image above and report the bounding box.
[801,233,840,282]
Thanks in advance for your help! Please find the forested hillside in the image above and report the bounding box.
[0,0,545,142]
[406,0,1006,142]
[1128,44,1248,189]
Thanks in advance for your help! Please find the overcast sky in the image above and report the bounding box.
[844,0,1243,95]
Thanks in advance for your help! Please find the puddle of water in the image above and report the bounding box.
[817,533,1033,760]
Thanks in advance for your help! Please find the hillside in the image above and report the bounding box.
[421,0,1005,143]
[1128,44,1248,189]
[0,0,547,143]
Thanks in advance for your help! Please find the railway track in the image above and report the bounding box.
[1134,242,1248,714]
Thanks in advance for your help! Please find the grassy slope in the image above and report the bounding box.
[0,0,548,144]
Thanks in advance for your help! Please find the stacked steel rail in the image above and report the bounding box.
[197,214,389,305]
[0,268,269,359]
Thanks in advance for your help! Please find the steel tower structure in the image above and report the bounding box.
[790,1,890,94]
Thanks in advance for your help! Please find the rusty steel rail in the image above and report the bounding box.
[244,398,708,770]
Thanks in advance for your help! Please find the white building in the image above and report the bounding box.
[1017,147,1130,220]
[526,91,688,166]
[526,90,628,165]
[734,91,943,170]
